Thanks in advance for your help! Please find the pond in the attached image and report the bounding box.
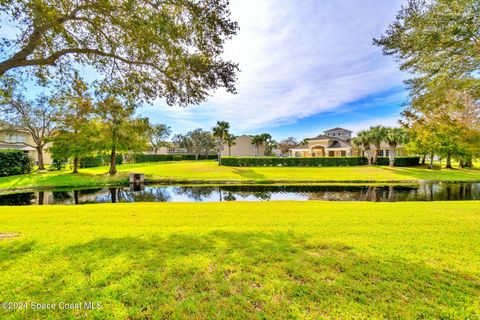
[0,182,479,205]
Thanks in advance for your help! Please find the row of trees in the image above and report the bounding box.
[352,126,408,167]
[0,0,240,173]
[374,0,479,169]
[0,75,156,175]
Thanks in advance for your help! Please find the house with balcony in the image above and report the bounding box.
[289,127,406,158]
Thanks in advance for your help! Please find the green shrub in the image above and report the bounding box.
[80,155,104,168]
[220,157,368,167]
[0,150,33,176]
[50,157,68,171]
[221,156,421,167]
[132,154,217,163]
[80,154,123,168]
[375,157,420,167]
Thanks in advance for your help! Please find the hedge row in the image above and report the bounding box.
[80,154,124,168]
[220,157,368,167]
[0,150,33,176]
[220,156,420,167]
[132,154,217,163]
[375,156,420,167]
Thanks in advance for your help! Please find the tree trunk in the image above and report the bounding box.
[73,156,79,173]
[421,154,426,165]
[74,190,79,205]
[109,147,117,176]
[388,144,396,167]
[36,146,45,170]
[38,191,44,205]
[228,146,231,156]
[373,144,380,165]
[110,188,117,203]
[465,156,473,168]
[445,153,452,169]
[366,149,372,165]
[429,153,434,169]
[388,186,395,202]
[195,153,199,160]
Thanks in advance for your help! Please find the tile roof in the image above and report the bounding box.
[324,127,352,132]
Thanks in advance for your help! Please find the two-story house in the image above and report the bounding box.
[0,128,52,165]
[289,127,406,158]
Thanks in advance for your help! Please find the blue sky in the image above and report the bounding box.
[140,0,409,140]
[1,0,409,141]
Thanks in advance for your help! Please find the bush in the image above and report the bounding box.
[132,154,217,163]
[221,157,368,167]
[0,150,33,176]
[375,156,420,167]
[80,155,104,168]
[80,154,123,168]
[50,157,68,171]
[221,156,421,167]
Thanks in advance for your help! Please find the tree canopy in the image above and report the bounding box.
[375,0,480,167]
[0,0,239,105]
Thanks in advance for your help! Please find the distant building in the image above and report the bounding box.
[221,135,265,157]
[0,128,52,165]
[289,127,406,158]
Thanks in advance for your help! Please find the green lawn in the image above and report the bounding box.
[0,201,479,319]
[1,161,479,192]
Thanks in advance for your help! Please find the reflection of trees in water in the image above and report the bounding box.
[0,192,34,206]
[223,192,236,201]
[78,188,103,195]
[118,187,171,203]
[52,191,72,203]
[252,191,271,200]
[174,186,215,201]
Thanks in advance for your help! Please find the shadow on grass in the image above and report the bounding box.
[232,168,267,180]
[1,232,479,319]
[0,240,36,262]
[381,165,480,181]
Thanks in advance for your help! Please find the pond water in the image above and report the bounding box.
[1,182,479,205]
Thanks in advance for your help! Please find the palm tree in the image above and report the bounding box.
[385,128,408,167]
[369,125,387,165]
[259,133,272,155]
[224,133,236,156]
[352,130,373,165]
[251,135,263,156]
[212,121,230,164]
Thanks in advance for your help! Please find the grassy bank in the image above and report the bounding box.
[0,201,479,319]
[0,161,479,192]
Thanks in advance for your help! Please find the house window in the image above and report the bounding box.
[6,134,26,143]
[385,150,390,157]
[377,150,384,157]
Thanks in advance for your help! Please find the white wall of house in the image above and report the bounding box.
[0,130,53,165]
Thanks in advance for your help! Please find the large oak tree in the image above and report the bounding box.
[0,0,239,105]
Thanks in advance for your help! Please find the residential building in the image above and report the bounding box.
[221,135,266,157]
[289,127,406,157]
[0,128,52,165]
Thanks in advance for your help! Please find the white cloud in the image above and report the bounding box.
[141,0,407,134]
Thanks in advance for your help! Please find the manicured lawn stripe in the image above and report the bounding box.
[0,201,479,319]
[0,161,479,192]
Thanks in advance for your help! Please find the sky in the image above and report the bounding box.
[140,0,409,140]
[1,0,409,141]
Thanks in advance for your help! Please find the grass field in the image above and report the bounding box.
[1,161,479,192]
[0,201,479,319]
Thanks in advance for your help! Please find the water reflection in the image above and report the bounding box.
[0,182,479,205]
